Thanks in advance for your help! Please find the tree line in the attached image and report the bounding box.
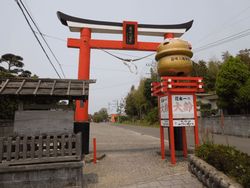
[2,50,250,123]
[121,49,250,124]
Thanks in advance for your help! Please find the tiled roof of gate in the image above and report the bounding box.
[0,78,96,100]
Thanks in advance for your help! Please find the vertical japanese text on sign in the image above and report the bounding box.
[160,96,169,119]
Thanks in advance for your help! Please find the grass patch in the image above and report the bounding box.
[114,120,160,128]
[195,144,250,187]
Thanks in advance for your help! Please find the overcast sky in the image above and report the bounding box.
[1,0,250,114]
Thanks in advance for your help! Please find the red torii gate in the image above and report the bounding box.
[57,11,193,153]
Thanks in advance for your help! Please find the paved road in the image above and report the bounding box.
[83,123,203,188]
[118,123,250,155]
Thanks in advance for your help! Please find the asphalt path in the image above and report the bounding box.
[114,123,250,155]
[85,123,203,188]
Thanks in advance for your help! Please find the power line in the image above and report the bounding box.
[22,24,155,62]
[92,79,139,90]
[35,32,67,42]
[32,32,155,60]
[32,31,155,74]
[19,0,66,78]
[100,50,155,60]
[101,49,155,62]
[100,49,155,74]
[193,28,250,53]
[15,0,62,78]
[32,30,155,60]
[193,5,250,46]
[91,67,131,73]
[194,31,250,52]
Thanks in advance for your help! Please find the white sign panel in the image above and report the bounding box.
[160,96,169,119]
[161,119,195,127]
[173,119,195,127]
[161,119,169,127]
[172,95,194,119]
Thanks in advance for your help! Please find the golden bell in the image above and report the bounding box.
[155,39,193,76]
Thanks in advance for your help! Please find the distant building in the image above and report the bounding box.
[110,114,119,123]
[196,93,218,116]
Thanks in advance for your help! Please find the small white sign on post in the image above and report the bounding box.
[173,119,195,127]
[172,95,194,119]
[161,119,169,127]
[161,119,195,127]
[160,96,168,119]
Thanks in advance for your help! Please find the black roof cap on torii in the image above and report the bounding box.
[57,11,193,37]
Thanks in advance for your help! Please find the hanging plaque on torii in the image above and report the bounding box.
[57,11,193,153]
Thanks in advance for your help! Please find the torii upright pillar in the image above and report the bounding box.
[67,28,92,154]
[73,28,91,122]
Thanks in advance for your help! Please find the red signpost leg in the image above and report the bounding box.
[193,94,199,147]
[168,93,176,164]
[169,125,176,164]
[182,127,187,158]
[160,126,165,159]
[158,96,165,160]
[75,28,91,122]
[93,138,97,164]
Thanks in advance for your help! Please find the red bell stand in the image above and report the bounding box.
[151,76,204,164]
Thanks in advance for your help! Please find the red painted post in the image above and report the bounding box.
[75,28,91,122]
[164,33,177,164]
[160,126,165,159]
[93,138,97,164]
[168,93,176,164]
[193,94,199,147]
[158,97,165,160]
[182,127,187,158]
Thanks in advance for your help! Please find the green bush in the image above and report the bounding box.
[195,144,250,187]
[145,107,158,124]
[0,96,17,119]
[117,115,129,123]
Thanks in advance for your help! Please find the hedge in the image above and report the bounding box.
[195,144,250,187]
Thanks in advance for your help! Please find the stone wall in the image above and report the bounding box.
[188,154,242,188]
[14,110,74,135]
[0,161,83,188]
[199,115,250,137]
[0,110,74,137]
[0,120,13,137]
